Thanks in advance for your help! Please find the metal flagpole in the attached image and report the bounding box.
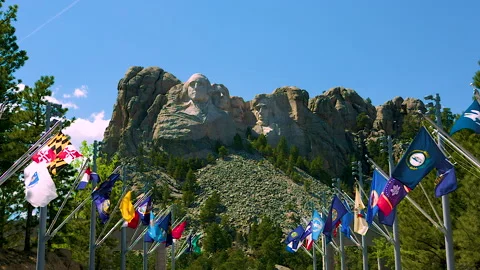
[321,191,331,270]
[89,140,99,270]
[311,201,317,270]
[357,161,368,270]
[387,135,402,270]
[36,103,51,270]
[121,165,127,270]
[171,204,175,270]
[143,225,149,270]
[336,178,346,270]
[426,93,455,270]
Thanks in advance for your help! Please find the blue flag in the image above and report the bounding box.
[392,126,445,190]
[450,100,480,135]
[91,173,120,224]
[311,210,325,241]
[434,159,457,197]
[340,201,353,239]
[323,195,348,243]
[138,196,152,225]
[147,212,164,242]
[285,225,305,253]
[367,170,396,226]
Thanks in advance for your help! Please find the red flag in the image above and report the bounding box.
[123,211,140,229]
[172,221,187,239]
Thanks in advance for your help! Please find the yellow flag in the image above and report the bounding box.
[120,191,135,222]
[354,186,369,235]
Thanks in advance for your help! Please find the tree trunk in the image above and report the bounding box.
[24,203,33,252]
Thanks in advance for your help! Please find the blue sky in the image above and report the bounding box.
[9,0,480,146]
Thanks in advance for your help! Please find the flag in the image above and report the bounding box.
[185,234,193,253]
[377,177,411,216]
[159,212,172,245]
[191,234,201,254]
[77,167,92,190]
[120,191,136,223]
[323,195,348,242]
[392,126,446,190]
[91,173,120,224]
[24,162,58,207]
[367,170,396,226]
[91,173,120,201]
[340,201,353,239]
[311,210,325,241]
[378,208,396,226]
[45,132,73,175]
[94,196,111,224]
[165,217,173,247]
[123,211,140,229]
[434,159,458,197]
[57,144,82,164]
[137,196,152,225]
[31,146,56,165]
[301,222,314,250]
[147,212,164,242]
[354,186,368,235]
[172,221,187,239]
[450,100,480,135]
[285,225,305,253]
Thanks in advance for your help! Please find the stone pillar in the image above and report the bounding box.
[156,243,167,270]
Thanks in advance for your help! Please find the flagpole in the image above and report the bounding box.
[357,161,368,270]
[336,178,346,270]
[426,93,455,270]
[121,165,128,270]
[321,191,331,270]
[36,102,51,270]
[171,204,175,270]
[387,135,402,270]
[310,201,317,270]
[89,140,99,270]
[143,224,149,270]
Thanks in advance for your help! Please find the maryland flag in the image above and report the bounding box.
[36,131,81,175]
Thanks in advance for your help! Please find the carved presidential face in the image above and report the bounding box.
[185,73,211,103]
[210,84,231,111]
[252,96,273,126]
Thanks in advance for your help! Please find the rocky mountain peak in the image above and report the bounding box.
[102,66,425,176]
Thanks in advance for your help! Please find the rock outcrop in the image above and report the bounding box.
[102,66,425,176]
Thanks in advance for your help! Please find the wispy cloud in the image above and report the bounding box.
[63,94,71,98]
[73,85,88,98]
[63,111,110,148]
[19,0,82,43]
[43,95,79,109]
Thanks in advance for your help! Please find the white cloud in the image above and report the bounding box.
[63,111,110,148]
[63,94,71,98]
[43,95,79,109]
[73,85,88,98]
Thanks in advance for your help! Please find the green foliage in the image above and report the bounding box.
[218,146,228,159]
[473,60,480,89]
[356,112,371,131]
[203,223,232,253]
[199,192,222,225]
[399,114,421,140]
[232,133,243,150]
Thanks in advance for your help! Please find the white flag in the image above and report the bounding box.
[24,162,58,207]
[354,186,369,235]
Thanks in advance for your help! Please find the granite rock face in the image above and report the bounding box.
[102,66,424,176]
